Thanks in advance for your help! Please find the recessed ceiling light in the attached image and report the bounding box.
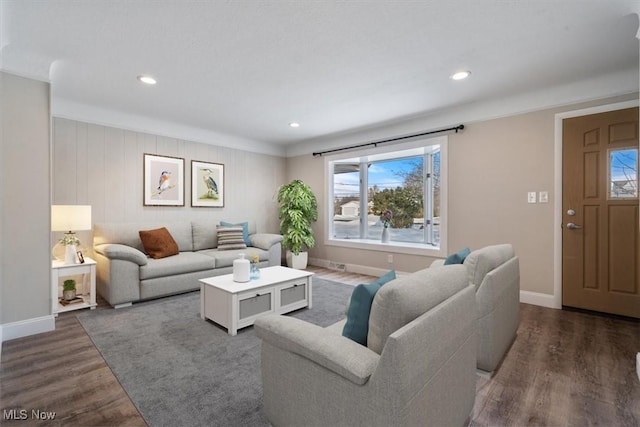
[289,122,300,128]
[137,75,157,85]
[451,71,471,81]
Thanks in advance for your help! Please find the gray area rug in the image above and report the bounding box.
[77,278,354,427]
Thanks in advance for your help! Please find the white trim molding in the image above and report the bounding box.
[309,257,407,278]
[553,99,640,310]
[1,315,55,342]
[519,291,556,309]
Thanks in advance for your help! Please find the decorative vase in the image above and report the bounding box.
[63,289,76,301]
[65,244,77,264]
[233,254,250,283]
[381,227,390,243]
[250,263,260,280]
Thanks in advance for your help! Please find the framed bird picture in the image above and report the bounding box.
[143,153,185,206]
[191,160,225,207]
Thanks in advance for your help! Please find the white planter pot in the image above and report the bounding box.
[286,251,308,270]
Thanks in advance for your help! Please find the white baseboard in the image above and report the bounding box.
[1,315,55,342]
[519,290,558,308]
[308,258,407,278]
[311,257,560,309]
[308,258,331,269]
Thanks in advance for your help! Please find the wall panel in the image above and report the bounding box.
[52,118,285,243]
[1,73,51,324]
[103,126,126,222]
[52,118,77,203]
[76,121,89,203]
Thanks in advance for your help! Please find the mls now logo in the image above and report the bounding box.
[3,409,28,420]
[3,409,56,420]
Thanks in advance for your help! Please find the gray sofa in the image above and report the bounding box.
[255,265,477,427]
[93,221,283,308]
[431,244,520,373]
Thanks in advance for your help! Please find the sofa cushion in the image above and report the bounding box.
[139,252,215,280]
[367,265,468,354]
[220,221,251,246]
[444,247,471,265]
[191,221,218,251]
[139,227,179,259]
[216,226,247,250]
[463,244,515,290]
[342,270,396,346]
[199,247,268,268]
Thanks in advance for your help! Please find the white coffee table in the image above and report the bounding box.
[199,266,313,336]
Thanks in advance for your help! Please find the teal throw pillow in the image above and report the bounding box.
[444,247,471,265]
[220,221,250,246]
[342,269,396,346]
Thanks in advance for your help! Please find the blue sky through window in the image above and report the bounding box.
[610,148,637,198]
[334,158,419,197]
[368,158,420,190]
[610,149,637,181]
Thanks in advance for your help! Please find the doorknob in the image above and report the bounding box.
[566,222,582,230]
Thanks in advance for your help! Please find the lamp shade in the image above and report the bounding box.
[51,205,92,232]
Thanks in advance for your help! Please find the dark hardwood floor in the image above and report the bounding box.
[1,267,639,426]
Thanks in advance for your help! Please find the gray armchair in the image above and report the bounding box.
[432,244,520,373]
[254,265,477,427]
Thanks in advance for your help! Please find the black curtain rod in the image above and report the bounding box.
[312,124,464,157]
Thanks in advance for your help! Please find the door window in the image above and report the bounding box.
[609,148,638,199]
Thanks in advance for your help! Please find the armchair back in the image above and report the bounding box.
[464,244,520,372]
[367,265,469,354]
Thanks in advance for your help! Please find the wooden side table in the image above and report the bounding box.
[51,257,97,315]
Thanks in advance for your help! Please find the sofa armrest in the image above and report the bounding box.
[430,259,446,268]
[94,243,148,266]
[250,233,283,250]
[255,314,379,385]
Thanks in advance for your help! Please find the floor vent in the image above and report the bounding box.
[328,262,346,271]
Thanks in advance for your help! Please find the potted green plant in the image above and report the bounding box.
[63,279,76,301]
[277,179,318,269]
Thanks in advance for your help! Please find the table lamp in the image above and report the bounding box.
[51,205,92,264]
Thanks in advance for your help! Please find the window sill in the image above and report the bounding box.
[326,237,446,257]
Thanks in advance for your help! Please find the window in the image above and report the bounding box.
[327,137,446,254]
[609,148,638,198]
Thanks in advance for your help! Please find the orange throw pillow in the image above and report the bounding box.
[139,227,179,259]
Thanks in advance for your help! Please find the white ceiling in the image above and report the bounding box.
[1,1,639,156]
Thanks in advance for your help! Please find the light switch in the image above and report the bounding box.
[527,192,537,203]
[539,191,549,203]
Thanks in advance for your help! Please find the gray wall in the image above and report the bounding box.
[0,72,51,324]
[52,118,286,251]
[288,93,638,297]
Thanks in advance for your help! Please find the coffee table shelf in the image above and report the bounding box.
[199,266,313,336]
